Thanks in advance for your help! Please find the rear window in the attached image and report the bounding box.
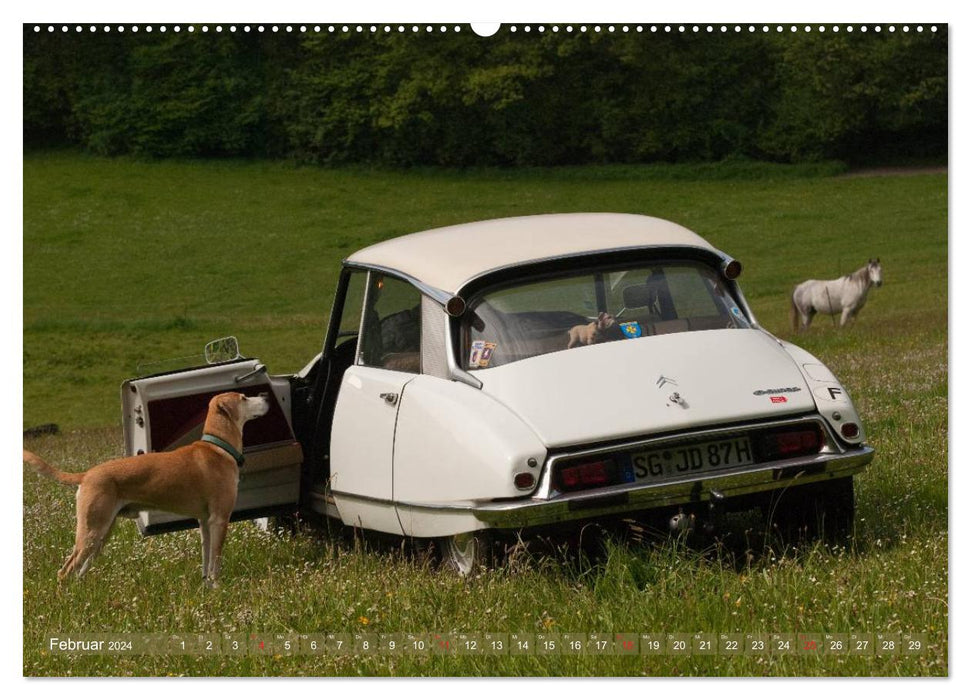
[463,261,750,369]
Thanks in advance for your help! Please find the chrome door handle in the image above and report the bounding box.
[380,392,398,406]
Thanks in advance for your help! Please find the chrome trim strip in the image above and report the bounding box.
[342,261,453,306]
[329,489,477,513]
[330,489,394,507]
[342,260,482,388]
[729,280,760,329]
[445,310,483,389]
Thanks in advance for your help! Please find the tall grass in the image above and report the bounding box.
[23,153,947,676]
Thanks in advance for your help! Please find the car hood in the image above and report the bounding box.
[475,329,816,449]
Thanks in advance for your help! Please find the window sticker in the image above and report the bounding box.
[469,340,497,368]
[620,321,643,339]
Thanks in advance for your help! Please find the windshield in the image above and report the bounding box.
[463,260,751,369]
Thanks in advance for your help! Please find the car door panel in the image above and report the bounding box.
[328,365,415,535]
[122,360,303,534]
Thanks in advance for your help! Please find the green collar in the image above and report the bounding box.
[202,434,245,468]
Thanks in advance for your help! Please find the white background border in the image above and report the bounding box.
[7,0,960,695]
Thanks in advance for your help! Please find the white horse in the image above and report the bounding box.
[791,259,883,330]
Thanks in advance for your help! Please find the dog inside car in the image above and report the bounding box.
[23,391,269,586]
[567,311,617,349]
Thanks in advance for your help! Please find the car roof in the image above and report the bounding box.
[345,213,722,296]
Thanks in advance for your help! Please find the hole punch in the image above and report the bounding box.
[471,23,501,37]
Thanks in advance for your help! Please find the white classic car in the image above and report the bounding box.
[122,213,874,573]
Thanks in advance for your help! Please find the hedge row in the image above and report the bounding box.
[23,27,947,166]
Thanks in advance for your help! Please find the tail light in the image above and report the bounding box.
[513,472,536,490]
[840,422,860,439]
[759,426,823,460]
[555,459,621,493]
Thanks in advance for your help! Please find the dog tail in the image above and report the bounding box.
[22,449,84,487]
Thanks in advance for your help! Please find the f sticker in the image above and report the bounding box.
[813,386,845,402]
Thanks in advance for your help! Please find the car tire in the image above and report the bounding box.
[765,477,855,545]
[438,531,494,576]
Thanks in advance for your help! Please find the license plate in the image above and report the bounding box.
[630,436,754,482]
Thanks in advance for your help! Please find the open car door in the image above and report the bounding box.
[121,354,303,535]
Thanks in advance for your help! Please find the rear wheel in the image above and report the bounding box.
[438,531,494,576]
[766,477,855,545]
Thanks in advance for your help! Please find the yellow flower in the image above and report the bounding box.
[358,616,370,626]
[542,616,555,630]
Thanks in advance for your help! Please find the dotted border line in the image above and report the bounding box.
[31,24,941,35]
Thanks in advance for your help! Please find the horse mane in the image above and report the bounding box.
[850,264,871,283]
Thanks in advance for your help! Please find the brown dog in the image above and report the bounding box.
[567,312,616,349]
[23,392,269,586]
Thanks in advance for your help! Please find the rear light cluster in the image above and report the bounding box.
[758,425,823,461]
[555,458,624,493]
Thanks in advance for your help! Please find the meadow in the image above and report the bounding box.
[22,152,947,676]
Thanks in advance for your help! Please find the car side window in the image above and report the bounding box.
[358,274,422,373]
[330,270,367,354]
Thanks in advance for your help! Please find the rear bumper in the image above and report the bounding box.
[470,445,873,529]
[318,414,875,537]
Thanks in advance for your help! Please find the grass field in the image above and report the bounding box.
[22,152,948,676]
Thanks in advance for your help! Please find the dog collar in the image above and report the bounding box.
[202,434,245,468]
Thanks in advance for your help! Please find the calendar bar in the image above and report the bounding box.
[44,631,933,657]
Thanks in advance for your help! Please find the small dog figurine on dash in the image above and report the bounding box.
[567,312,616,349]
[23,392,269,587]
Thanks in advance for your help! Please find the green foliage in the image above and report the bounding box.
[124,35,266,156]
[760,31,949,162]
[23,26,947,166]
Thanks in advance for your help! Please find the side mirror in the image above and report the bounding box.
[204,336,241,364]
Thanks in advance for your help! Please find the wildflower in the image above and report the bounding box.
[358,615,370,626]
